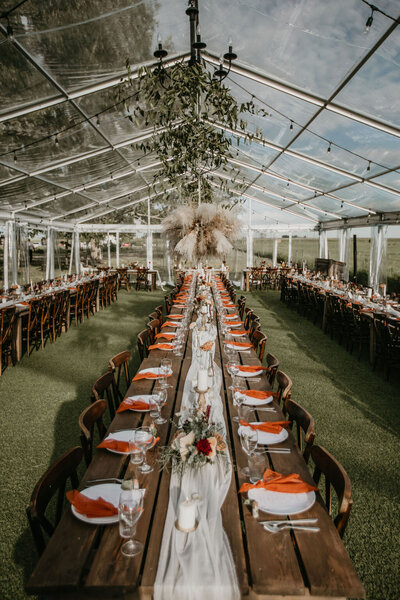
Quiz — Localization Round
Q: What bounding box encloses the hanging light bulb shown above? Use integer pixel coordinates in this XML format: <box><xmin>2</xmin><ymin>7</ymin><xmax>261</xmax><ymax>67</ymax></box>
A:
<box><xmin>364</xmin><ymin>8</ymin><xmax>375</xmax><ymax>34</ymax></box>
<box><xmin>327</xmin><ymin>142</ymin><xmax>332</xmax><ymax>153</ymax></box>
<box><xmin>367</xmin><ymin>161</ymin><xmax>371</xmax><ymax>172</ymax></box>
<box><xmin>96</xmin><ymin>115</ymin><xmax>100</xmax><ymax>126</ymax></box>
<box><xmin>193</xmin><ymin>24</ymin><xmax>206</xmax><ymax>50</ymax></box>
<box><xmin>154</xmin><ymin>32</ymin><xmax>168</xmax><ymax>59</ymax></box>
<box><xmin>224</xmin><ymin>37</ymin><xmax>237</xmax><ymax>61</ymax></box>
<box><xmin>54</xmin><ymin>134</ymin><xmax>59</xmax><ymax>145</ymax></box>
<box><xmin>290</xmin><ymin>120</ymin><xmax>294</xmax><ymax>130</ymax></box>
<box><xmin>6</xmin><ymin>18</ymin><xmax>13</xmax><ymax>38</ymax></box>
<box><xmin>13</xmin><ymin>151</ymin><xmax>17</xmax><ymax>163</ymax></box>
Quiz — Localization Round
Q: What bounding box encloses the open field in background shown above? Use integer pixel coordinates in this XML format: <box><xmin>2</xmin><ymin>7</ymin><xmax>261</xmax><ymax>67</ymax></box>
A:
<box><xmin>1</xmin><ymin>236</ymin><xmax>400</xmax><ymax>292</ymax></box>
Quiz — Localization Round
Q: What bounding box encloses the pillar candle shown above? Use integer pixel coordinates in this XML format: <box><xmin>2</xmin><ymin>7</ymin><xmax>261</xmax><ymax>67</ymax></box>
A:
<box><xmin>178</xmin><ymin>497</ymin><xmax>196</xmax><ymax>531</ymax></box>
<box><xmin>197</xmin><ymin>369</ymin><xmax>208</xmax><ymax>392</ymax></box>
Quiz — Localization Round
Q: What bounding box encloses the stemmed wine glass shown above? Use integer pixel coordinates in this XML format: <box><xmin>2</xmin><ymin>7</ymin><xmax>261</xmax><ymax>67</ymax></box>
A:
<box><xmin>240</xmin><ymin>426</ymin><xmax>258</xmax><ymax>478</ymax></box>
<box><xmin>233</xmin><ymin>386</ymin><xmax>246</xmax><ymax>423</ymax></box>
<box><xmin>118</xmin><ymin>488</ymin><xmax>144</xmax><ymax>557</ymax></box>
<box><xmin>227</xmin><ymin>360</ymin><xmax>239</xmax><ymax>390</ymax></box>
<box><xmin>135</xmin><ymin>427</ymin><xmax>154</xmax><ymax>474</ymax></box>
<box><xmin>153</xmin><ymin>386</ymin><xmax>167</xmax><ymax>425</ymax></box>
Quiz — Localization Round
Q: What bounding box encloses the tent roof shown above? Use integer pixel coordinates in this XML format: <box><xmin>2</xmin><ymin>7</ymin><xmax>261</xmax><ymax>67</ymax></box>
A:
<box><xmin>0</xmin><ymin>0</ymin><xmax>399</xmax><ymax>230</ymax></box>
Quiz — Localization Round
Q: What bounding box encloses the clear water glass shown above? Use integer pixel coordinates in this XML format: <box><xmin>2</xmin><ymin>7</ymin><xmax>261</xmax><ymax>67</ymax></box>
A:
<box><xmin>154</xmin><ymin>388</ymin><xmax>167</xmax><ymax>425</ymax></box>
<box><xmin>136</xmin><ymin>427</ymin><xmax>154</xmax><ymax>474</ymax></box>
<box><xmin>129</xmin><ymin>434</ymin><xmax>143</xmax><ymax>465</ymax></box>
<box><xmin>118</xmin><ymin>489</ymin><xmax>144</xmax><ymax>557</ymax></box>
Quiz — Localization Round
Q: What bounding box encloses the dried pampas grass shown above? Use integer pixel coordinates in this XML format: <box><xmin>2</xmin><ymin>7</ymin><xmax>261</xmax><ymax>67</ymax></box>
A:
<box><xmin>162</xmin><ymin>203</ymin><xmax>241</xmax><ymax>262</ymax></box>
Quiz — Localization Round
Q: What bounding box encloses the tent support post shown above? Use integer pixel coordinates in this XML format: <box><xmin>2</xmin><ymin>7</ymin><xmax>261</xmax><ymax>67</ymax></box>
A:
<box><xmin>272</xmin><ymin>238</ymin><xmax>278</xmax><ymax>267</ymax></box>
<box><xmin>74</xmin><ymin>230</ymin><xmax>80</xmax><ymax>275</ymax></box>
<box><xmin>107</xmin><ymin>232</ymin><xmax>111</xmax><ymax>267</ymax></box>
<box><xmin>68</xmin><ymin>232</ymin><xmax>74</xmax><ymax>275</ymax></box>
<box><xmin>3</xmin><ymin>221</ymin><xmax>10</xmax><ymax>290</ymax></box>
<box><xmin>116</xmin><ymin>231</ymin><xmax>120</xmax><ymax>268</ymax></box>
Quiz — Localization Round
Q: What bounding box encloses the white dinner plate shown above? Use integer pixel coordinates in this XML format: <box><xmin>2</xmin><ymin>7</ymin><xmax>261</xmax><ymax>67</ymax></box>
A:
<box><xmin>225</xmin><ymin>343</ymin><xmax>252</xmax><ymax>352</ymax></box>
<box><xmin>248</xmin><ymin>488</ymin><xmax>316</xmax><ymax>516</ymax></box>
<box><xmin>102</xmin><ymin>430</ymin><xmax>136</xmax><ymax>454</ymax></box>
<box><xmin>236</xmin><ymin>367</ymin><xmax>263</xmax><ymax>377</ymax></box>
<box><xmin>71</xmin><ymin>483</ymin><xmax>121</xmax><ymax>525</ymax></box>
<box><xmin>229</xmin><ymin>331</ymin><xmax>247</xmax><ymax>337</ymax></box>
<box><xmin>225</xmin><ymin>322</ymin><xmax>242</xmax><ymax>328</ymax></box>
<box><xmin>238</xmin><ymin>392</ymin><xmax>274</xmax><ymax>406</ymax></box>
<box><xmin>163</xmin><ymin>322</ymin><xmax>179</xmax><ymax>327</ymax></box>
<box><xmin>123</xmin><ymin>395</ymin><xmax>157</xmax><ymax>412</ymax></box>
<box><xmin>224</xmin><ymin>314</ymin><xmax>238</xmax><ymax>320</ymax></box>
<box><xmin>238</xmin><ymin>423</ymin><xmax>288</xmax><ymax>445</ymax></box>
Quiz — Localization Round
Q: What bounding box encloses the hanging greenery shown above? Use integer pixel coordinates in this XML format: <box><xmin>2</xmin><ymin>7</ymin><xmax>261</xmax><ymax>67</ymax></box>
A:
<box><xmin>117</xmin><ymin>59</ymin><xmax>257</xmax><ymax>204</ymax></box>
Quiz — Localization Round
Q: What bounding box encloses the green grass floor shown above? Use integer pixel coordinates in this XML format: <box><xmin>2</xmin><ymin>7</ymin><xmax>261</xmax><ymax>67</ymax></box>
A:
<box><xmin>0</xmin><ymin>289</ymin><xmax>165</xmax><ymax>600</ymax></box>
<box><xmin>0</xmin><ymin>289</ymin><xmax>399</xmax><ymax>600</ymax></box>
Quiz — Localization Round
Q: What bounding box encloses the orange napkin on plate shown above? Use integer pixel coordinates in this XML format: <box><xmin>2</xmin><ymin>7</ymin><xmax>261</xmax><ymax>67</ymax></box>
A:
<box><xmin>236</xmin><ymin>365</ymin><xmax>267</xmax><ymax>373</ymax></box>
<box><xmin>156</xmin><ymin>333</ymin><xmax>175</xmax><ymax>341</ymax></box>
<box><xmin>66</xmin><ymin>489</ymin><xmax>118</xmax><ymax>518</ymax></box>
<box><xmin>168</xmin><ymin>314</ymin><xmax>184</xmax><ymax>319</ymax></box>
<box><xmin>224</xmin><ymin>320</ymin><xmax>243</xmax><ymax>325</ymax></box>
<box><xmin>225</xmin><ymin>313</ymin><xmax>238</xmax><ymax>318</ymax></box>
<box><xmin>148</xmin><ymin>343</ymin><xmax>174</xmax><ymax>350</ymax></box>
<box><xmin>132</xmin><ymin>371</ymin><xmax>171</xmax><ymax>381</ymax></box>
<box><xmin>240</xmin><ymin>419</ymin><xmax>290</xmax><ymax>434</ymax></box>
<box><xmin>235</xmin><ymin>389</ymin><xmax>277</xmax><ymax>399</ymax></box>
<box><xmin>117</xmin><ymin>398</ymin><xmax>153</xmax><ymax>412</ymax></box>
<box><xmin>229</xmin><ymin>330</ymin><xmax>247</xmax><ymax>335</ymax></box>
<box><xmin>224</xmin><ymin>341</ymin><xmax>253</xmax><ymax>348</ymax></box>
<box><xmin>239</xmin><ymin>468</ymin><xmax>318</xmax><ymax>495</ymax></box>
<box><xmin>98</xmin><ymin>438</ymin><xmax>131</xmax><ymax>452</ymax></box>
<box><xmin>162</xmin><ymin>322</ymin><xmax>179</xmax><ymax>328</ymax></box>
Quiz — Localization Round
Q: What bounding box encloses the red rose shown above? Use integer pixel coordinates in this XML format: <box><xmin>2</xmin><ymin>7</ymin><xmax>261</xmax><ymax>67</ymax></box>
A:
<box><xmin>196</xmin><ymin>438</ymin><xmax>212</xmax><ymax>456</ymax></box>
<box><xmin>196</xmin><ymin>297</ymin><xmax>201</xmax><ymax>302</ymax></box>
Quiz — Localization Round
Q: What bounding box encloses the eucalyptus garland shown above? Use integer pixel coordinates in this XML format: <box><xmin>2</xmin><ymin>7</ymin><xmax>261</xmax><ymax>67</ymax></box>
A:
<box><xmin>117</xmin><ymin>59</ymin><xmax>259</xmax><ymax>203</ymax></box>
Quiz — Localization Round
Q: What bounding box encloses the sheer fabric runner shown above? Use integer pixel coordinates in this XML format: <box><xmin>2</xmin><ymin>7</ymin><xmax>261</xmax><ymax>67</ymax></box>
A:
<box><xmin>154</xmin><ymin>328</ymin><xmax>240</xmax><ymax>600</ymax></box>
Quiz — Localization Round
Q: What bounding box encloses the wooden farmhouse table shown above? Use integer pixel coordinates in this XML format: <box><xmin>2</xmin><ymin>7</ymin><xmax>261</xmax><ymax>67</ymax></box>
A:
<box><xmin>107</xmin><ymin>269</ymin><xmax>157</xmax><ymax>291</ymax></box>
<box><xmin>26</xmin><ymin>289</ymin><xmax>365</xmax><ymax>599</ymax></box>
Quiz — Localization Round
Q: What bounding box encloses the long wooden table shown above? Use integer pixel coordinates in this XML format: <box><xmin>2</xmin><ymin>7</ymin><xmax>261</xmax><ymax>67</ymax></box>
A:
<box><xmin>26</xmin><ymin>284</ymin><xmax>365</xmax><ymax>599</ymax></box>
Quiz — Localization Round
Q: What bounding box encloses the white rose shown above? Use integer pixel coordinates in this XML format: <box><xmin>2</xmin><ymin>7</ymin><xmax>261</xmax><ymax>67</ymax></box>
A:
<box><xmin>179</xmin><ymin>430</ymin><xmax>195</xmax><ymax>462</ymax></box>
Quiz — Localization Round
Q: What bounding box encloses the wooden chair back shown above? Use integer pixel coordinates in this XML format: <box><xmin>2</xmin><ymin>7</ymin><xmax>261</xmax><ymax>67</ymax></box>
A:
<box><xmin>243</xmin><ymin>308</ymin><xmax>253</xmax><ymax>331</ymax></box>
<box><xmin>311</xmin><ymin>445</ymin><xmax>353</xmax><ymax>537</ymax></box>
<box><xmin>137</xmin><ymin>329</ymin><xmax>151</xmax><ymax>362</ymax></box>
<box><xmin>91</xmin><ymin>371</ymin><xmax>119</xmax><ymax>419</ymax></box>
<box><xmin>136</xmin><ymin>267</ymin><xmax>149</xmax><ymax>291</ymax></box>
<box><xmin>117</xmin><ymin>268</ymin><xmax>130</xmax><ymax>291</ymax></box>
<box><xmin>238</xmin><ymin>296</ymin><xmax>246</xmax><ymax>320</ymax></box>
<box><xmin>78</xmin><ymin>399</ymin><xmax>107</xmax><ymax>466</ymax></box>
<box><xmin>276</xmin><ymin>370</ymin><xmax>292</xmax><ymax>413</ymax></box>
<box><xmin>0</xmin><ymin>305</ymin><xmax>16</xmax><ymax>375</ymax></box>
<box><xmin>147</xmin><ymin>318</ymin><xmax>161</xmax><ymax>342</ymax></box>
<box><xmin>285</xmin><ymin>398</ymin><xmax>315</xmax><ymax>463</ymax></box>
<box><xmin>26</xmin><ymin>447</ymin><xmax>83</xmax><ymax>556</ymax></box>
<box><xmin>266</xmin><ymin>353</ymin><xmax>279</xmax><ymax>387</ymax></box>
<box><xmin>164</xmin><ymin>295</ymin><xmax>172</xmax><ymax>314</ymax></box>
<box><xmin>251</xmin><ymin>329</ymin><xmax>267</xmax><ymax>361</ymax></box>
<box><xmin>108</xmin><ymin>350</ymin><xmax>131</xmax><ymax>402</ymax></box>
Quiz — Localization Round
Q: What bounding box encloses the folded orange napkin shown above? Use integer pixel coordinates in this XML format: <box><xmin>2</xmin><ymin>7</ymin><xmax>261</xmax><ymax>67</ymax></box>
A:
<box><xmin>173</xmin><ymin>299</ymin><xmax>187</xmax><ymax>304</ymax></box>
<box><xmin>66</xmin><ymin>489</ymin><xmax>118</xmax><ymax>518</ymax></box>
<box><xmin>235</xmin><ymin>389</ymin><xmax>277</xmax><ymax>399</ymax></box>
<box><xmin>224</xmin><ymin>341</ymin><xmax>253</xmax><ymax>348</ymax></box>
<box><xmin>236</xmin><ymin>365</ymin><xmax>267</xmax><ymax>373</ymax></box>
<box><xmin>240</xmin><ymin>419</ymin><xmax>290</xmax><ymax>434</ymax></box>
<box><xmin>156</xmin><ymin>333</ymin><xmax>175</xmax><ymax>340</ymax></box>
<box><xmin>168</xmin><ymin>314</ymin><xmax>184</xmax><ymax>319</ymax></box>
<box><xmin>117</xmin><ymin>398</ymin><xmax>153</xmax><ymax>412</ymax></box>
<box><xmin>225</xmin><ymin>313</ymin><xmax>238</xmax><ymax>318</ymax></box>
<box><xmin>239</xmin><ymin>468</ymin><xmax>318</xmax><ymax>495</ymax></box>
<box><xmin>98</xmin><ymin>438</ymin><xmax>131</xmax><ymax>452</ymax></box>
<box><xmin>148</xmin><ymin>343</ymin><xmax>174</xmax><ymax>350</ymax></box>
<box><xmin>132</xmin><ymin>371</ymin><xmax>171</xmax><ymax>381</ymax></box>
<box><xmin>224</xmin><ymin>320</ymin><xmax>243</xmax><ymax>325</ymax></box>
<box><xmin>229</xmin><ymin>329</ymin><xmax>247</xmax><ymax>335</ymax></box>
<box><xmin>162</xmin><ymin>322</ymin><xmax>179</xmax><ymax>328</ymax></box>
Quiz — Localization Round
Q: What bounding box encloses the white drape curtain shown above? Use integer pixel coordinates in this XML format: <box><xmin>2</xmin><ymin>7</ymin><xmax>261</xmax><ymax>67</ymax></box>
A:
<box><xmin>369</xmin><ymin>225</ymin><xmax>387</xmax><ymax>292</ymax></box>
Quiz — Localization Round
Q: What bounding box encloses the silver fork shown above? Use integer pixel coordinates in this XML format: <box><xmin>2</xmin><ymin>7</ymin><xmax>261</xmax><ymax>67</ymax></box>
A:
<box><xmin>260</xmin><ymin>518</ymin><xmax>318</xmax><ymax>526</ymax></box>
<box><xmin>264</xmin><ymin>522</ymin><xmax>320</xmax><ymax>533</ymax></box>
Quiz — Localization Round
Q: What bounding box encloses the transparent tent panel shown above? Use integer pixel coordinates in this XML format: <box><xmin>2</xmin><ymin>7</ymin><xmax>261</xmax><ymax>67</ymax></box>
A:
<box><xmin>42</xmin><ymin>151</ymin><xmax>128</xmax><ymax>187</ymax></box>
<box><xmin>334</xmin><ymin>183</ymin><xmax>400</xmax><ymax>212</ymax></box>
<box><xmin>300</xmin><ymin>109</ymin><xmax>400</xmax><ymax>175</ymax></box>
<box><xmin>0</xmin><ymin>38</ymin><xmax>58</xmax><ymax>115</ymax></box>
<box><xmin>373</xmin><ymin>171</ymin><xmax>400</xmax><ymax>193</ymax></box>
<box><xmin>201</xmin><ymin>0</ymin><xmax>394</xmax><ymax>98</ymax></box>
<box><xmin>0</xmin><ymin>177</ymin><xmax>62</xmax><ymax>212</ymax></box>
<box><xmin>334</xmin><ymin>29</ymin><xmax>400</xmax><ymax>129</ymax></box>
<box><xmin>271</xmin><ymin>153</ymin><xmax>355</xmax><ymax>192</ymax></box>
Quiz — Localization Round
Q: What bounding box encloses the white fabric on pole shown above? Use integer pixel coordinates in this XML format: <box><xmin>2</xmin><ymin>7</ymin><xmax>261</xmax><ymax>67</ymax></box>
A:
<box><xmin>369</xmin><ymin>225</ymin><xmax>387</xmax><ymax>292</ymax></box>
<box><xmin>154</xmin><ymin>321</ymin><xmax>240</xmax><ymax>600</ymax></box>
<box><xmin>68</xmin><ymin>232</ymin><xmax>74</xmax><ymax>275</ymax></box>
<box><xmin>288</xmin><ymin>233</ymin><xmax>292</xmax><ymax>265</ymax></box>
<box><xmin>45</xmin><ymin>227</ymin><xmax>51</xmax><ymax>280</ymax></box>
<box><xmin>74</xmin><ymin>230</ymin><xmax>80</xmax><ymax>275</ymax></box>
<box><xmin>116</xmin><ymin>231</ymin><xmax>120</xmax><ymax>268</ymax></box>
<box><xmin>272</xmin><ymin>238</ymin><xmax>278</xmax><ymax>266</ymax></box>
<box><xmin>3</xmin><ymin>221</ymin><xmax>10</xmax><ymax>290</ymax></box>
<box><xmin>107</xmin><ymin>232</ymin><xmax>111</xmax><ymax>267</ymax></box>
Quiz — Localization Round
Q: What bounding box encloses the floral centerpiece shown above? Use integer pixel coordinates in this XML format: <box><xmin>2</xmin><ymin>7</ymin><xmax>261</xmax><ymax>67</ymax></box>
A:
<box><xmin>159</xmin><ymin>407</ymin><xmax>227</xmax><ymax>475</ymax></box>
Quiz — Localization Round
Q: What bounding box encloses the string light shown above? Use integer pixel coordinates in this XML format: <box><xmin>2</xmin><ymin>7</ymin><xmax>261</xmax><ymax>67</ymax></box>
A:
<box><xmin>54</xmin><ymin>134</ymin><xmax>59</xmax><ymax>145</ymax></box>
<box><xmin>13</xmin><ymin>151</ymin><xmax>17</xmax><ymax>162</ymax></box>
<box><xmin>367</xmin><ymin>161</ymin><xmax>371</xmax><ymax>171</ymax></box>
<box><xmin>289</xmin><ymin>121</ymin><xmax>293</xmax><ymax>130</ymax></box>
<box><xmin>364</xmin><ymin>7</ymin><xmax>375</xmax><ymax>33</ymax></box>
<box><xmin>96</xmin><ymin>115</ymin><xmax>100</xmax><ymax>126</ymax></box>
<box><xmin>327</xmin><ymin>142</ymin><xmax>332</xmax><ymax>153</ymax></box>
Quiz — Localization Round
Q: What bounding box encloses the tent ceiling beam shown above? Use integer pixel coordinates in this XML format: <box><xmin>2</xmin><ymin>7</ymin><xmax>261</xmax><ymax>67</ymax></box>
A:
<box><xmin>319</xmin><ymin>211</ymin><xmax>400</xmax><ymax>230</ymax></box>
<box><xmin>0</xmin><ymin>50</ymin><xmax>190</xmax><ymax>124</ymax></box>
<box><xmin>203</xmin><ymin>44</ymin><xmax>400</xmax><ymax>139</ymax></box>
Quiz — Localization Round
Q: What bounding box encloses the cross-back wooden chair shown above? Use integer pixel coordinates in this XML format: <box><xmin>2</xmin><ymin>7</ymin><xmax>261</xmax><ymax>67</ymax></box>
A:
<box><xmin>39</xmin><ymin>295</ymin><xmax>52</xmax><ymax>349</ymax></box>
<box><xmin>148</xmin><ymin>311</ymin><xmax>160</xmax><ymax>322</ymax></box>
<box><xmin>249</xmin><ymin>267</ymin><xmax>263</xmax><ymax>291</ymax></box>
<box><xmin>108</xmin><ymin>350</ymin><xmax>131</xmax><ymax>402</ymax></box>
<box><xmin>265</xmin><ymin>353</ymin><xmax>279</xmax><ymax>388</ymax></box>
<box><xmin>78</xmin><ymin>399</ymin><xmax>107</xmax><ymax>466</ymax></box>
<box><xmin>147</xmin><ymin>318</ymin><xmax>161</xmax><ymax>343</ymax></box>
<box><xmin>136</xmin><ymin>267</ymin><xmax>150</xmax><ymax>291</ymax></box>
<box><xmin>311</xmin><ymin>445</ymin><xmax>353</xmax><ymax>538</ymax></box>
<box><xmin>237</xmin><ymin>296</ymin><xmax>246</xmax><ymax>320</ymax></box>
<box><xmin>249</xmin><ymin>314</ymin><xmax>261</xmax><ymax>338</ymax></box>
<box><xmin>87</xmin><ymin>279</ymin><xmax>100</xmax><ymax>317</ymax></box>
<box><xmin>243</xmin><ymin>308</ymin><xmax>253</xmax><ymax>331</ymax></box>
<box><xmin>69</xmin><ymin>285</ymin><xmax>84</xmax><ymax>326</ymax></box>
<box><xmin>91</xmin><ymin>371</ymin><xmax>120</xmax><ymax>419</ymax></box>
<box><xmin>117</xmin><ymin>268</ymin><xmax>130</xmax><ymax>292</ymax></box>
<box><xmin>154</xmin><ymin>304</ymin><xmax>163</xmax><ymax>319</ymax></box>
<box><xmin>137</xmin><ymin>329</ymin><xmax>152</xmax><ymax>362</ymax></box>
<box><xmin>285</xmin><ymin>398</ymin><xmax>315</xmax><ymax>463</ymax></box>
<box><xmin>250</xmin><ymin>329</ymin><xmax>267</xmax><ymax>361</ymax></box>
<box><xmin>275</xmin><ymin>370</ymin><xmax>292</xmax><ymax>414</ymax></box>
<box><xmin>0</xmin><ymin>305</ymin><xmax>16</xmax><ymax>375</ymax></box>
<box><xmin>26</xmin><ymin>447</ymin><xmax>83</xmax><ymax>556</ymax></box>
<box><xmin>164</xmin><ymin>295</ymin><xmax>172</xmax><ymax>315</ymax></box>
<box><xmin>22</xmin><ymin>297</ymin><xmax>41</xmax><ymax>355</ymax></box>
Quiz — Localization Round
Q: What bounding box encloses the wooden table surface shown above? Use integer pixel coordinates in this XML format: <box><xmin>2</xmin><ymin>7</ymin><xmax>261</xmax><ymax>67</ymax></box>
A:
<box><xmin>26</xmin><ymin>287</ymin><xmax>365</xmax><ymax>599</ymax></box>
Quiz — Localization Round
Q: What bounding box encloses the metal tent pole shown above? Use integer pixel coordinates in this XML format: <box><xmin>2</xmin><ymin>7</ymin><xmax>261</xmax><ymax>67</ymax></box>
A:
<box><xmin>107</xmin><ymin>232</ymin><xmax>111</xmax><ymax>267</ymax></box>
<box><xmin>116</xmin><ymin>231</ymin><xmax>120</xmax><ymax>268</ymax></box>
<box><xmin>68</xmin><ymin>231</ymin><xmax>74</xmax><ymax>275</ymax></box>
<box><xmin>288</xmin><ymin>233</ymin><xmax>292</xmax><ymax>265</ymax></box>
<box><xmin>74</xmin><ymin>230</ymin><xmax>80</xmax><ymax>275</ymax></box>
<box><xmin>3</xmin><ymin>221</ymin><xmax>10</xmax><ymax>290</ymax></box>
<box><xmin>272</xmin><ymin>238</ymin><xmax>278</xmax><ymax>266</ymax></box>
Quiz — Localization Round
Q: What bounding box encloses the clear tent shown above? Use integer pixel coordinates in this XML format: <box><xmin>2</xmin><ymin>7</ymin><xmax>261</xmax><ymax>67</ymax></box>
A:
<box><xmin>0</xmin><ymin>0</ymin><xmax>399</xmax><ymax>287</ymax></box>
